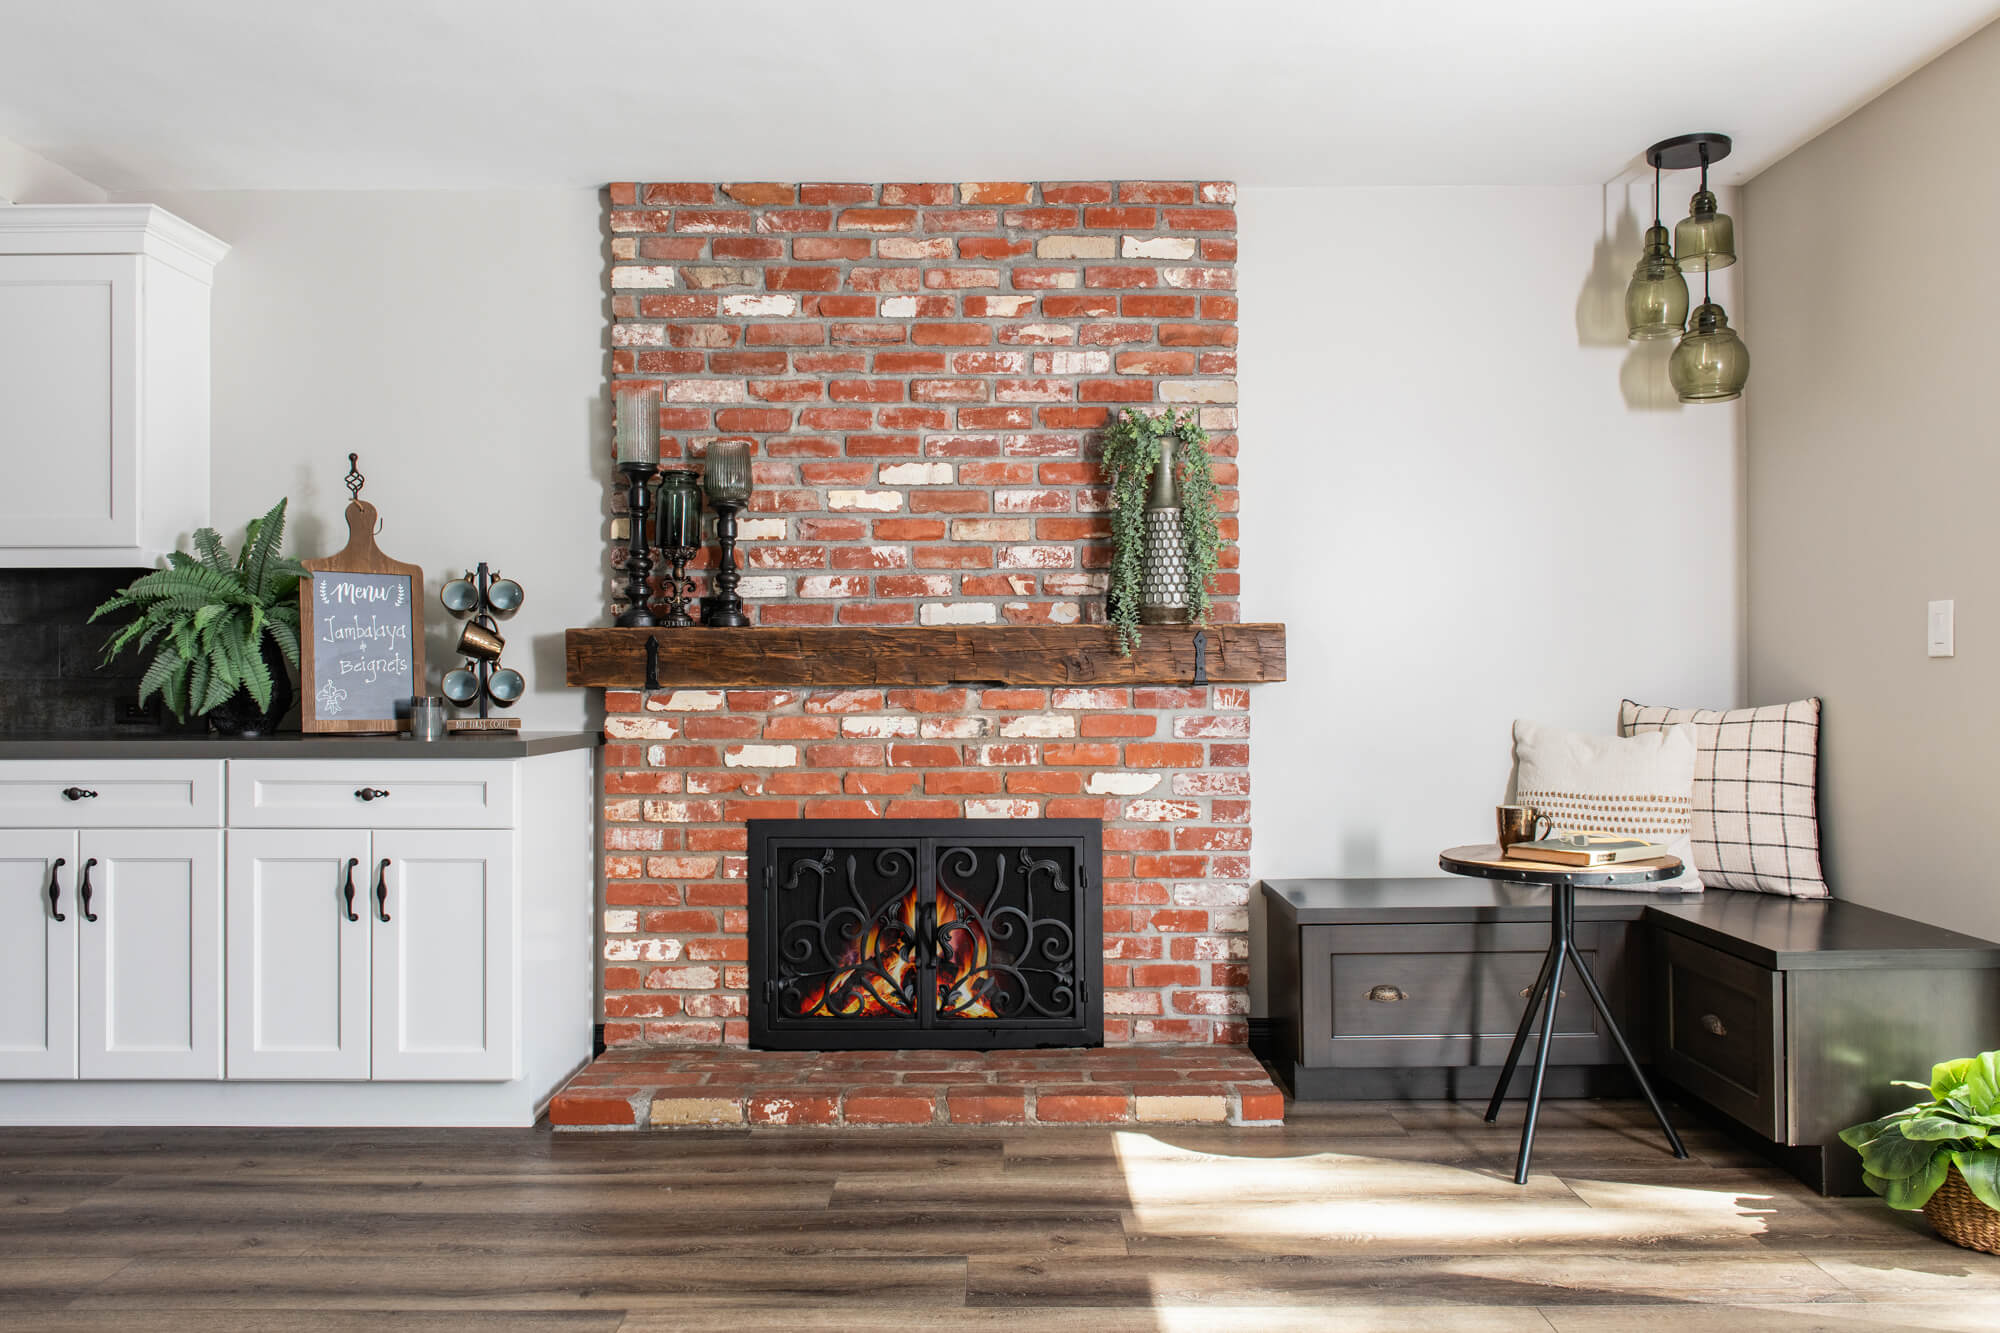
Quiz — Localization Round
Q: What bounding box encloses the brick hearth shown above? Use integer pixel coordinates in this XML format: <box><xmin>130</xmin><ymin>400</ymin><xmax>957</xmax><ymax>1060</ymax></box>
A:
<box><xmin>549</xmin><ymin>1046</ymin><xmax>1284</xmax><ymax>1129</ymax></box>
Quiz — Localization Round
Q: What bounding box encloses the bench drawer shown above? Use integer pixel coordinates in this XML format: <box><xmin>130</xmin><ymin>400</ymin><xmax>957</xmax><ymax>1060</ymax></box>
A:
<box><xmin>227</xmin><ymin>760</ymin><xmax>517</xmax><ymax>829</ymax></box>
<box><xmin>0</xmin><ymin>761</ymin><xmax>223</xmax><ymax>827</ymax></box>
<box><xmin>1656</xmin><ymin>931</ymin><xmax>1784</xmax><ymax>1140</ymax></box>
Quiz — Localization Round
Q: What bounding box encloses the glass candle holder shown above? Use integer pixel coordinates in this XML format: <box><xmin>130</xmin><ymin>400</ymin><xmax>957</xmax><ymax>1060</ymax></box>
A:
<box><xmin>703</xmin><ymin>439</ymin><xmax>753</xmax><ymax>504</ymax></box>
<box><xmin>614</xmin><ymin>384</ymin><xmax>661</xmax><ymax>467</ymax></box>
<box><xmin>654</xmin><ymin>469</ymin><xmax>703</xmax><ymax>549</ymax></box>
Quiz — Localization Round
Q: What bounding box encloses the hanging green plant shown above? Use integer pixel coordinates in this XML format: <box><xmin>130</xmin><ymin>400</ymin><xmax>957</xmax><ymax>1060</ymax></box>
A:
<box><xmin>1098</xmin><ymin>407</ymin><xmax>1223</xmax><ymax>655</ymax></box>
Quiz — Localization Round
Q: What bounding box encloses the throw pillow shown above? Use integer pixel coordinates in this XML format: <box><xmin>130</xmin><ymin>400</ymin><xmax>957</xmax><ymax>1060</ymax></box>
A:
<box><xmin>1619</xmin><ymin>697</ymin><xmax>1828</xmax><ymax>899</ymax></box>
<box><xmin>1512</xmin><ymin>719</ymin><xmax>1702</xmax><ymax>892</ymax></box>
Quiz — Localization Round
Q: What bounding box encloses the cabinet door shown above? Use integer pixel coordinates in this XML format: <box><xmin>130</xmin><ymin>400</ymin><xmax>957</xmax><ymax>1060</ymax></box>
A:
<box><xmin>369</xmin><ymin>829</ymin><xmax>517</xmax><ymax>1081</ymax></box>
<box><xmin>226</xmin><ymin>829</ymin><xmax>373</xmax><ymax>1080</ymax></box>
<box><xmin>76</xmin><ymin>829</ymin><xmax>223</xmax><ymax>1080</ymax></box>
<box><xmin>0</xmin><ymin>255</ymin><xmax>139</xmax><ymax>550</ymax></box>
<box><xmin>0</xmin><ymin>830</ymin><xmax>79</xmax><ymax>1078</ymax></box>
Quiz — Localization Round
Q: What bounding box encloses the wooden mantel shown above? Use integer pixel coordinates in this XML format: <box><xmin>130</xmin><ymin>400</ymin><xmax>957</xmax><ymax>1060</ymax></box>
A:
<box><xmin>564</xmin><ymin>623</ymin><xmax>1287</xmax><ymax>690</ymax></box>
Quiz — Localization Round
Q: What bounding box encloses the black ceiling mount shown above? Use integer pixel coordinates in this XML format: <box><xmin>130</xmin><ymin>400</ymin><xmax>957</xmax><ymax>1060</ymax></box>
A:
<box><xmin>1646</xmin><ymin>132</ymin><xmax>1733</xmax><ymax>171</ymax></box>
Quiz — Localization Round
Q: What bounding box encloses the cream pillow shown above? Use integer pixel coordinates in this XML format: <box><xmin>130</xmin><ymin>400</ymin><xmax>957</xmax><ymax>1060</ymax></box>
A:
<box><xmin>1511</xmin><ymin>719</ymin><xmax>1702</xmax><ymax>892</ymax></box>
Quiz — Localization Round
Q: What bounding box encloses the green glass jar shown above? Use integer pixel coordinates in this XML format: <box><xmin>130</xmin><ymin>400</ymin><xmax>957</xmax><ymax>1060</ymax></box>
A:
<box><xmin>1674</xmin><ymin>189</ymin><xmax>1736</xmax><ymax>272</ymax></box>
<box><xmin>1669</xmin><ymin>302</ymin><xmax>1750</xmax><ymax>403</ymax></box>
<box><xmin>1625</xmin><ymin>224</ymin><xmax>1689</xmax><ymax>340</ymax></box>
<box><xmin>653</xmin><ymin>468</ymin><xmax>703</xmax><ymax>550</ymax></box>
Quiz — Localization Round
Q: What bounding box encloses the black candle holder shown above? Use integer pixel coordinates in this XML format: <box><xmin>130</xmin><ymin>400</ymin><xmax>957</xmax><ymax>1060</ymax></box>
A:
<box><xmin>702</xmin><ymin>501</ymin><xmax>751</xmax><ymax>628</ymax></box>
<box><xmin>659</xmin><ymin>544</ymin><xmax>698</xmax><ymax>628</ymax></box>
<box><xmin>615</xmin><ymin>461</ymin><xmax>656</xmax><ymax>627</ymax></box>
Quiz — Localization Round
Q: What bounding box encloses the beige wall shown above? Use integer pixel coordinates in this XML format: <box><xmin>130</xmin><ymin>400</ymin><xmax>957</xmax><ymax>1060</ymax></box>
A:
<box><xmin>1745</xmin><ymin>19</ymin><xmax>2000</xmax><ymax>941</ymax></box>
<box><xmin>119</xmin><ymin>190</ymin><xmax>608</xmax><ymax>732</ymax></box>
<box><xmin>0</xmin><ymin>134</ymin><xmax>105</xmax><ymax>203</ymax></box>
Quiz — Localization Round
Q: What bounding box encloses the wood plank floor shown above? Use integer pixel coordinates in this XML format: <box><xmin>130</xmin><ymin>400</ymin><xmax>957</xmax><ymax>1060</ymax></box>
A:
<box><xmin>3</xmin><ymin>1098</ymin><xmax>1996</xmax><ymax>1331</ymax></box>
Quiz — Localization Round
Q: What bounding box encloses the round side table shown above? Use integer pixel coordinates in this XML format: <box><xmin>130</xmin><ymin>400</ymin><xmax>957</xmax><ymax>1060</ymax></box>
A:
<box><xmin>1438</xmin><ymin>843</ymin><xmax>1691</xmax><ymax>1183</ymax></box>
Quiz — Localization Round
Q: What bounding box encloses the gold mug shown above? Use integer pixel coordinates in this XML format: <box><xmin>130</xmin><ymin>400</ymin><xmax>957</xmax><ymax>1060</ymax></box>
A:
<box><xmin>1496</xmin><ymin>804</ymin><xmax>1555</xmax><ymax>850</ymax></box>
<box><xmin>456</xmin><ymin>621</ymin><xmax>505</xmax><ymax>662</ymax></box>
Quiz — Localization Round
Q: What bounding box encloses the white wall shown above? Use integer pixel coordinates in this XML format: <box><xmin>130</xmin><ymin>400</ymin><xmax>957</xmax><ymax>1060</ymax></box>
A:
<box><xmin>0</xmin><ymin>134</ymin><xmax>106</xmax><ymax>203</ymax></box>
<box><xmin>1743</xmin><ymin>19</ymin><xmax>2000</xmax><ymax>943</ymax></box>
<box><xmin>1240</xmin><ymin>186</ymin><xmax>1746</xmax><ymax>884</ymax></box>
<box><xmin>123</xmin><ymin>190</ymin><xmax>607</xmax><ymax>731</ymax></box>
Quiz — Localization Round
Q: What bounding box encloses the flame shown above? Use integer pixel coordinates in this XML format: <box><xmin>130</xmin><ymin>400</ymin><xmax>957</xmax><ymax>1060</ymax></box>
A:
<box><xmin>796</xmin><ymin>884</ymin><xmax>1001</xmax><ymax>1020</ymax></box>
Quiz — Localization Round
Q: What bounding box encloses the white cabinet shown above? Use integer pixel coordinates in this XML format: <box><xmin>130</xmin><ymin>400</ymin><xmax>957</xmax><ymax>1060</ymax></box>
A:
<box><xmin>0</xmin><ymin>744</ymin><xmax>594</xmax><ymax>1126</ymax></box>
<box><xmin>0</xmin><ymin>830</ymin><xmax>78</xmax><ymax>1079</ymax></box>
<box><xmin>0</xmin><ymin>205</ymin><xmax>228</xmax><ymax>568</ymax></box>
<box><xmin>76</xmin><ymin>829</ymin><xmax>223</xmax><ymax>1080</ymax></box>
<box><xmin>370</xmin><ymin>829</ymin><xmax>517</xmax><ymax>1082</ymax></box>
<box><xmin>226</xmin><ymin>829</ymin><xmax>373</xmax><ymax>1081</ymax></box>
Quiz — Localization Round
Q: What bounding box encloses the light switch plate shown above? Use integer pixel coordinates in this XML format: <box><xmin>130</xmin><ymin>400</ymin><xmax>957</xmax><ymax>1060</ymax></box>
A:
<box><xmin>1929</xmin><ymin>600</ymin><xmax>1955</xmax><ymax>657</ymax></box>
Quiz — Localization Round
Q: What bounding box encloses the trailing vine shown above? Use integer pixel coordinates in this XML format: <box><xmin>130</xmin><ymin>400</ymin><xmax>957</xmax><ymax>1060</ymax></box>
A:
<box><xmin>1098</xmin><ymin>407</ymin><xmax>1223</xmax><ymax>655</ymax></box>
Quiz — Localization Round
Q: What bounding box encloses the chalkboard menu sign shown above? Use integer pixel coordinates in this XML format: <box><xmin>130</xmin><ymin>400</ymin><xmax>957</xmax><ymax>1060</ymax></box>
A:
<box><xmin>299</xmin><ymin>499</ymin><xmax>427</xmax><ymax>734</ymax></box>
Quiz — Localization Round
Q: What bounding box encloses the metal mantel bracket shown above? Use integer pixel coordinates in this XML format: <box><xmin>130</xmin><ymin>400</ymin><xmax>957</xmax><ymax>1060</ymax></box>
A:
<box><xmin>1191</xmin><ymin>630</ymin><xmax>1209</xmax><ymax>688</ymax></box>
<box><xmin>644</xmin><ymin>634</ymin><xmax>661</xmax><ymax>691</ymax></box>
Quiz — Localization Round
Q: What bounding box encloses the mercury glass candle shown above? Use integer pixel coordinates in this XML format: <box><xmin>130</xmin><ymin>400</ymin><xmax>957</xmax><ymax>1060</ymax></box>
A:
<box><xmin>700</xmin><ymin>439</ymin><xmax>753</xmax><ymax>628</ymax></box>
<box><xmin>613</xmin><ymin>384</ymin><xmax>660</xmax><ymax>466</ymax></box>
<box><xmin>703</xmin><ymin>438</ymin><xmax>753</xmax><ymax>504</ymax></box>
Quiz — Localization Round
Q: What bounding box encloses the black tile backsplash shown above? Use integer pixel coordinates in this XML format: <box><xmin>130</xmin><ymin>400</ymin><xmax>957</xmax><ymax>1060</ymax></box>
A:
<box><xmin>0</xmin><ymin>568</ymin><xmax>154</xmax><ymax>731</ymax></box>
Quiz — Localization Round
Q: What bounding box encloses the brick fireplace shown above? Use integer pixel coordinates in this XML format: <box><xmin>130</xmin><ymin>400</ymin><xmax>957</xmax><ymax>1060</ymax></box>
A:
<box><xmin>594</xmin><ymin>180</ymin><xmax>1254</xmax><ymax>1056</ymax></box>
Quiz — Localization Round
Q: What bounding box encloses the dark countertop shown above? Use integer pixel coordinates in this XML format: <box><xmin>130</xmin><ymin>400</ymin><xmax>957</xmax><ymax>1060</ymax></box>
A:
<box><xmin>1261</xmin><ymin>877</ymin><xmax>2000</xmax><ymax>971</ymax></box>
<box><xmin>0</xmin><ymin>730</ymin><xmax>601</xmax><ymax>760</ymax></box>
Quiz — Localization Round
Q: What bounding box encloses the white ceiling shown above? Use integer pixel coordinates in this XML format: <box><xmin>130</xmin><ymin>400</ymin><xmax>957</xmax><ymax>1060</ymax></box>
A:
<box><xmin>2</xmin><ymin>0</ymin><xmax>1994</xmax><ymax>191</ymax></box>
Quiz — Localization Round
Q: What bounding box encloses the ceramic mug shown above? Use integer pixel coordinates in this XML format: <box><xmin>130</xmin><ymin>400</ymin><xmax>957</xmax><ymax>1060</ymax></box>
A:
<box><xmin>456</xmin><ymin>621</ymin><xmax>504</xmax><ymax>662</ymax></box>
<box><xmin>441</xmin><ymin>669</ymin><xmax>482</xmax><ymax>706</ymax></box>
<box><xmin>486</xmin><ymin>578</ymin><xmax>525</xmax><ymax>618</ymax></box>
<box><xmin>1496</xmin><ymin>804</ymin><xmax>1556</xmax><ymax>849</ymax></box>
<box><xmin>486</xmin><ymin>667</ymin><xmax>525</xmax><ymax>707</ymax></box>
<box><xmin>441</xmin><ymin>577</ymin><xmax>481</xmax><ymax>615</ymax></box>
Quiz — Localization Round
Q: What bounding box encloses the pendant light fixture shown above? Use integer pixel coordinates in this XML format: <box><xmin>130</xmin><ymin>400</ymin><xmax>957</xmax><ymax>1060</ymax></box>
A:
<box><xmin>1641</xmin><ymin>132</ymin><xmax>1748</xmax><ymax>402</ymax></box>
<box><xmin>1625</xmin><ymin>161</ymin><xmax>1689</xmax><ymax>340</ymax></box>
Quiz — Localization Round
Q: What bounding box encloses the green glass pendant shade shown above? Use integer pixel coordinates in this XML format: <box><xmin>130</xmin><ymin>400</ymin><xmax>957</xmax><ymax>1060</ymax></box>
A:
<box><xmin>1674</xmin><ymin>188</ymin><xmax>1736</xmax><ymax>272</ymax></box>
<box><xmin>1625</xmin><ymin>224</ymin><xmax>1690</xmax><ymax>340</ymax></box>
<box><xmin>1669</xmin><ymin>301</ymin><xmax>1750</xmax><ymax>402</ymax></box>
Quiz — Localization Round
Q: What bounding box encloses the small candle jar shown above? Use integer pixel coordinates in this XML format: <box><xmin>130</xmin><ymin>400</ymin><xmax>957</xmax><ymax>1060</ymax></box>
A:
<box><xmin>654</xmin><ymin>469</ymin><xmax>703</xmax><ymax>549</ymax></box>
<box><xmin>407</xmin><ymin>696</ymin><xmax>447</xmax><ymax>742</ymax></box>
<box><xmin>703</xmin><ymin>439</ymin><xmax>753</xmax><ymax>505</ymax></box>
<box><xmin>613</xmin><ymin>384</ymin><xmax>661</xmax><ymax>467</ymax></box>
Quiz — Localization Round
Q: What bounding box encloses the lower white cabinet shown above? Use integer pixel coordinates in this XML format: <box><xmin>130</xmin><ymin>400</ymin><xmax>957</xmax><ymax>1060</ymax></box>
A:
<box><xmin>1</xmin><ymin>829</ymin><xmax>221</xmax><ymax>1081</ymax></box>
<box><xmin>0</xmin><ymin>745</ymin><xmax>593</xmax><ymax>1126</ymax></box>
<box><xmin>226</xmin><ymin>827</ymin><xmax>517</xmax><ymax>1082</ymax></box>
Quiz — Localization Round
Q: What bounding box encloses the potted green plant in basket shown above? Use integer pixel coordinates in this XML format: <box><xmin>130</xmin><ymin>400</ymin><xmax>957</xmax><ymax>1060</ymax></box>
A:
<box><xmin>91</xmin><ymin>498</ymin><xmax>307</xmax><ymax>736</ymax></box>
<box><xmin>1840</xmin><ymin>1050</ymin><xmax>2000</xmax><ymax>1254</ymax></box>
<box><xmin>1099</xmin><ymin>407</ymin><xmax>1223</xmax><ymax>655</ymax></box>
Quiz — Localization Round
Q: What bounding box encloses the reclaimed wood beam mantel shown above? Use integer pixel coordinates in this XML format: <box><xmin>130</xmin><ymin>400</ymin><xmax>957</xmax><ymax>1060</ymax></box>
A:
<box><xmin>564</xmin><ymin>624</ymin><xmax>1287</xmax><ymax>690</ymax></box>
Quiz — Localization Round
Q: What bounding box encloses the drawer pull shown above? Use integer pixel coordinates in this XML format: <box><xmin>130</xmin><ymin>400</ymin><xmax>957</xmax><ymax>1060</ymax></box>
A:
<box><xmin>47</xmin><ymin>857</ymin><xmax>66</xmax><ymax>922</ymax></box>
<box><xmin>341</xmin><ymin>858</ymin><xmax>360</xmax><ymax>922</ymax></box>
<box><xmin>1522</xmin><ymin>986</ymin><xmax>1569</xmax><ymax>999</ymax></box>
<box><xmin>355</xmin><ymin>787</ymin><xmax>392</xmax><ymax>802</ymax></box>
<box><xmin>79</xmin><ymin>858</ymin><xmax>99</xmax><ymax>923</ymax></box>
<box><xmin>1701</xmin><ymin>1013</ymin><xmax>1727</xmax><ymax>1037</ymax></box>
<box><xmin>375</xmin><ymin>858</ymin><xmax>392</xmax><ymax>923</ymax></box>
<box><xmin>1367</xmin><ymin>984</ymin><xmax>1407</xmax><ymax>1003</ymax></box>
<box><xmin>61</xmin><ymin>787</ymin><xmax>99</xmax><ymax>801</ymax></box>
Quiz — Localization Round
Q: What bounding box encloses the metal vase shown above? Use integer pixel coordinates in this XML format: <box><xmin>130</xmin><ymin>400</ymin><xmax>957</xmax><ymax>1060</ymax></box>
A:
<box><xmin>1138</xmin><ymin>442</ymin><xmax>1192</xmax><ymax>625</ymax></box>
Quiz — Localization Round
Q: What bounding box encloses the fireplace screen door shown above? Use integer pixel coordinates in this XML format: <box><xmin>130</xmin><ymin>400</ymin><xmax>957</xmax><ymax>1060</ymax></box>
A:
<box><xmin>748</xmin><ymin>819</ymin><xmax>1103</xmax><ymax>1050</ymax></box>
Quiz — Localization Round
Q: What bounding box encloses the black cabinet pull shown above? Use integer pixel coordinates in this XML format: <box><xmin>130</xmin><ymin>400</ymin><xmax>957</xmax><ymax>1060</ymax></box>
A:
<box><xmin>47</xmin><ymin>857</ymin><xmax>66</xmax><ymax>922</ymax></box>
<box><xmin>375</xmin><ymin>858</ymin><xmax>392</xmax><ymax>922</ymax></box>
<box><xmin>61</xmin><ymin>787</ymin><xmax>98</xmax><ymax>801</ymax></box>
<box><xmin>79</xmin><ymin>858</ymin><xmax>99</xmax><ymax>922</ymax></box>
<box><xmin>341</xmin><ymin>858</ymin><xmax>360</xmax><ymax>922</ymax></box>
<box><xmin>355</xmin><ymin>787</ymin><xmax>391</xmax><ymax>802</ymax></box>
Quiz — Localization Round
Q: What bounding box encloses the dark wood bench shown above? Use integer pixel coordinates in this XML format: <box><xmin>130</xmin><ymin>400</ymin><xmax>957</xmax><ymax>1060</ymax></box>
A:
<box><xmin>1260</xmin><ymin>877</ymin><xmax>2000</xmax><ymax>1194</ymax></box>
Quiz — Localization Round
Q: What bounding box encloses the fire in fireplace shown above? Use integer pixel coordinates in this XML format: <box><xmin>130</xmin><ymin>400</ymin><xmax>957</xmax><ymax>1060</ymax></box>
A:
<box><xmin>748</xmin><ymin>819</ymin><xmax>1103</xmax><ymax>1050</ymax></box>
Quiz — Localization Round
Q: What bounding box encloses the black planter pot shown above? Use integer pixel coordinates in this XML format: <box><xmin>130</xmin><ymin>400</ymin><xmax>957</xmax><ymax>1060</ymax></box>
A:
<box><xmin>206</xmin><ymin>639</ymin><xmax>295</xmax><ymax>738</ymax></box>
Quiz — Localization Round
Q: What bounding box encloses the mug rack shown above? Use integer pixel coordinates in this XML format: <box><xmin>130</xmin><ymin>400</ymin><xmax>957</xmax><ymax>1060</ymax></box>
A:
<box><xmin>440</xmin><ymin>561</ymin><xmax>525</xmax><ymax>732</ymax></box>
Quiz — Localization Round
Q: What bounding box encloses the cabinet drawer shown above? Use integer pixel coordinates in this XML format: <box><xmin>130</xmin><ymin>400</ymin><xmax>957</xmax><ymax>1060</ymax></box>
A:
<box><xmin>228</xmin><ymin>760</ymin><xmax>516</xmax><ymax>829</ymax></box>
<box><xmin>1331</xmin><ymin>949</ymin><xmax>1598</xmax><ymax>1040</ymax></box>
<box><xmin>1655</xmin><ymin>931</ymin><xmax>1784</xmax><ymax>1140</ymax></box>
<box><xmin>0</xmin><ymin>761</ymin><xmax>223</xmax><ymax>827</ymax></box>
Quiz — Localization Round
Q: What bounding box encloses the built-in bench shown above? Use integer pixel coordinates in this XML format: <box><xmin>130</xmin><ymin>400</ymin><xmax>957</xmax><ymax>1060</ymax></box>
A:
<box><xmin>1259</xmin><ymin>878</ymin><xmax>2000</xmax><ymax>1194</ymax></box>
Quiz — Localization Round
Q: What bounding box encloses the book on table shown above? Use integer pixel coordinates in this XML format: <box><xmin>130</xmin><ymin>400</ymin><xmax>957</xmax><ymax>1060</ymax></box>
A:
<box><xmin>1503</xmin><ymin>833</ymin><xmax>1667</xmax><ymax>867</ymax></box>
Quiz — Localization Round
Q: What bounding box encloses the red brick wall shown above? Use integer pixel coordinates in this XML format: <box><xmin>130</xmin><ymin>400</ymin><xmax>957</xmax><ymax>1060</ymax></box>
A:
<box><xmin>598</xmin><ymin>182</ymin><xmax>1249</xmax><ymax>1047</ymax></box>
<box><xmin>606</xmin><ymin>180</ymin><xmax>1238</xmax><ymax>625</ymax></box>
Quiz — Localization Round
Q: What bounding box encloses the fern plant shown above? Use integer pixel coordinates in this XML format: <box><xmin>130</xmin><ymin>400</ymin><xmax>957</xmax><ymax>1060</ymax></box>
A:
<box><xmin>1098</xmin><ymin>407</ymin><xmax>1224</xmax><ymax>654</ymax></box>
<box><xmin>92</xmin><ymin>499</ymin><xmax>307</xmax><ymax>722</ymax></box>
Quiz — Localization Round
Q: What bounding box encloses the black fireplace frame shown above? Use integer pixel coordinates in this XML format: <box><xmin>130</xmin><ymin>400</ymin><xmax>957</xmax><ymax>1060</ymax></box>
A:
<box><xmin>747</xmin><ymin>818</ymin><xmax>1104</xmax><ymax>1051</ymax></box>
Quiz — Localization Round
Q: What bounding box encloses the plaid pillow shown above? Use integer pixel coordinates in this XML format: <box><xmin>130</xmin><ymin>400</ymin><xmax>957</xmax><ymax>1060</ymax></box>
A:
<box><xmin>1618</xmin><ymin>698</ymin><xmax>1828</xmax><ymax>899</ymax></box>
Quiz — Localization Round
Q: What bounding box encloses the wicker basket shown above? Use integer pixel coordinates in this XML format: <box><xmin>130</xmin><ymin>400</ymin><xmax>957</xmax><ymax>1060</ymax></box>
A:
<box><xmin>1923</xmin><ymin>1166</ymin><xmax>2000</xmax><ymax>1255</ymax></box>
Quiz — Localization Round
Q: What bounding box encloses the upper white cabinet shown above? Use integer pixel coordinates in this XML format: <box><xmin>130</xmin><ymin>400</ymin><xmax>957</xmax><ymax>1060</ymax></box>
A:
<box><xmin>0</xmin><ymin>205</ymin><xmax>228</xmax><ymax>567</ymax></box>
